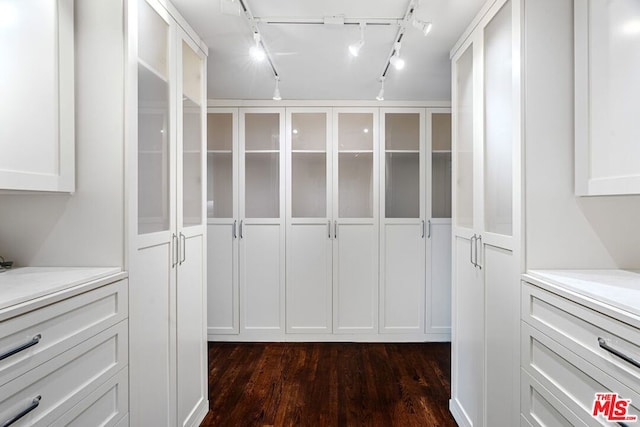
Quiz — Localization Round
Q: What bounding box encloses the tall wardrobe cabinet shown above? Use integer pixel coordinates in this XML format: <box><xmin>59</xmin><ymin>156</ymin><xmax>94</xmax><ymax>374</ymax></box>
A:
<box><xmin>127</xmin><ymin>0</ymin><xmax>209</xmax><ymax>425</ymax></box>
<box><xmin>449</xmin><ymin>0</ymin><xmax>522</xmax><ymax>426</ymax></box>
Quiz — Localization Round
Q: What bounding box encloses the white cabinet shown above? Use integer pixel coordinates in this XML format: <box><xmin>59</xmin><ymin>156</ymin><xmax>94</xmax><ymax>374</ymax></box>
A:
<box><xmin>575</xmin><ymin>0</ymin><xmax>640</xmax><ymax>196</ymax></box>
<box><xmin>207</xmin><ymin>105</ymin><xmax>451</xmax><ymax>342</ymax></box>
<box><xmin>0</xmin><ymin>273</ymin><xmax>128</xmax><ymax>427</ymax></box>
<box><xmin>450</xmin><ymin>0</ymin><xmax>522</xmax><ymax>426</ymax></box>
<box><xmin>380</xmin><ymin>109</ymin><xmax>425</xmax><ymax>334</ymax></box>
<box><xmin>128</xmin><ymin>0</ymin><xmax>208</xmax><ymax>425</ymax></box>
<box><xmin>0</xmin><ymin>0</ymin><xmax>75</xmax><ymax>192</ymax></box>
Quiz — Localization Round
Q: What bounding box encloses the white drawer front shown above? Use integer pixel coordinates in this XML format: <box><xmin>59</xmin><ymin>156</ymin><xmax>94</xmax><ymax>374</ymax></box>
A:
<box><xmin>0</xmin><ymin>321</ymin><xmax>128</xmax><ymax>426</ymax></box>
<box><xmin>0</xmin><ymin>280</ymin><xmax>127</xmax><ymax>387</ymax></box>
<box><xmin>523</xmin><ymin>282</ymin><xmax>640</xmax><ymax>393</ymax></box>
<box><xmin>521</xmin><ymin>369</ymin><xmax>588</xmax><ymax>427</ymax></box>
<box><xmin>522</xmin><ymin>322</ymin><xmax>640</xmax><ymax>426</ymax></box>
<box><xmin>52</xmin><ymin>367</ymin><xmax>128</xmax><ymax>427</ymax></box>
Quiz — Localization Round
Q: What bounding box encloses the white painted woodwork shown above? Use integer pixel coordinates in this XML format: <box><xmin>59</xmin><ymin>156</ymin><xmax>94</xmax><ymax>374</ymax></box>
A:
<box><xmin>575</xmin><ymin>0</ymin><xmax>640</xmax><ymax>196</ymax></box>
<box><xmin>450</xmin><ymin>0</ymin><xmax>522</xmax><ymax>425</ymax></box>
<box><xmin>427</xmin><ymin>221</ymin><xmax>452</xmax><ymax>334</ymax></box>
<box><xmin>0</xmin><ymin>0</ymin><xmax>75</xmax><ymax>192</ymax></box>
<box><xmin>207</xmin><ymin>224</ymin><xmax>238</xmax><ymax>334</ymax></box>
<box><xmin>129</xmin><ymin>1</ymin><xmax>209</xmax><ymax>425</ymax></box>
<box><xmin>333</xmin><ymin>224</ymin><xmax>378</xmax><ymax>333</ymax></box>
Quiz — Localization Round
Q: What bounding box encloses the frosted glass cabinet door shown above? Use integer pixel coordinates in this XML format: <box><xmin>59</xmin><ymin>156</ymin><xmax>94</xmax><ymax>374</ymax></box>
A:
<box><xmin>454</xmin><ymin>44</ymin><xmax>475</xmax><ymax>230</ymax></box>
<box><xmin>137</xmin><ymin>0</ymin><xmax>171</xmax><ymax>235</ymax></box>
<box><xmin>0</xmin><ymin>0</ymin><xmax>74</xmax><ymax>192</ymax></box>
<box><xmin>207</xmin><ymin>113</ymin><xmax>234</xmax><ymax>219</ymax></box>
<box><xmin>181</xmin><ymin>40</ymin><xmax>205</xmax><ymax>228</ymax></box>
<box><xmin>484</xmin><ymin>0</ymin><xmax>513</xmax><ymax>236</ymax></box>
<box><xmin>431</xmin><ymin>113</ymin><xmax>452</xmax><ymax>219</ymax></box>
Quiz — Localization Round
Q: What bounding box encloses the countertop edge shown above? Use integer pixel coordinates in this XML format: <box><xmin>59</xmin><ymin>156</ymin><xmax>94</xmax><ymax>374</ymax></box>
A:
<box><xmin>522</xmin><ymin>271</ymin><xmax>640</xmax><ymax>330</ymax></box>
<box><xmin>0</xmin><ymin>270</ymin><xmax>128</xmax><ymax>322</ymax></box>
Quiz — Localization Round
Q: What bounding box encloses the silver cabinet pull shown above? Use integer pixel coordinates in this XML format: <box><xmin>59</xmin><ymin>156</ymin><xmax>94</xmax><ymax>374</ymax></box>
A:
<box><xmin>239</xmin><ymin>220</ymin><xmax>244</xmax><ymax>239</ymax></box>
<box><xmin>427</xmin><ymin>220</ymin><xmax>431</xmax><ymax>239</ymax></box>
<box><xmin>598</xmin><ymin>337</ymin><xmax>640</xmax><ymax>369</ymax></box>
<box><xmin>172</xmin><ymin>233</ymin><xmax>178</xmax><ymax>268</ymax></box>
<box><xmin>470</xmin><ymin>234</ymin><xmax>476</xmax><ymax>266</ymax></box>
<box><xmin>334</xmin><ymin>221</ymin><xmax>338</xmax><ymax>239</ymax></box>
<box><xmin>476</xmin><ymin>235</ymin><xmax>482</xmax><ymax>269</ymax></box>
<box><xmin>328</xmin><ymin>220</ymin><xmax>331</xmax><ymax>239</ymax></box>
<box><xmin>421</xmin><ymin>220</ymin><xmax>425</xmax><ymax>238</ymax></box>
<box><xmin>179</xmin><ymin>233</ymin><xmax>186</xmax><ymax>264</ymax></box>
<box><xmin>1</xmin><ymin>395</ymin><xmax>41</xmax><ymax>427</ymax></box>
<box><xmin>0</xmin><ymin>335</ymin><xmax>41</xmax><ymax>361</ymax></box>
<box><xmin>233</xmin><ymin>220</ymin><xmax>237</xmax><ymax>239</ymax></box>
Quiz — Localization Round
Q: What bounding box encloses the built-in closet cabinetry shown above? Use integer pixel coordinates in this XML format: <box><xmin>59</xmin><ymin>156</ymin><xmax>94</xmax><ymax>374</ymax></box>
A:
<box><xmin>128</xmin><ymin>0</ymin><xmax>208</xmax><ymax>425</ymax></box>
<box><xmin>208</xmin><ymin>106</ymin><xmax>451</xmax><ymax>342</ymax></box>
<box><xmin>449</xmin><ymin>0</ymin><xmax>522</xmax><ymax>426</ymax></box>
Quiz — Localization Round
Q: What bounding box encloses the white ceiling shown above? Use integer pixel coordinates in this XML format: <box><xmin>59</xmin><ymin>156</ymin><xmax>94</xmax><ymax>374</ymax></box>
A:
<box><xmin>170</xmin><ymin>0</ymin><xmax>486</xmax><ymax>101</ymax></box>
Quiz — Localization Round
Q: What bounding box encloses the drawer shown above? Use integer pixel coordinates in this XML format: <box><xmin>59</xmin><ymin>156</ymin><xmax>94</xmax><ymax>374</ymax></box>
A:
<box><xmin>52</xmin><ymin>367</ymin><xmax>128</xmax><ymax>427</ymax></box>
<box><xmin>522</xmin><ymin>282</ymin><xmax>640</xmax><ymax>393</ymax></box>
<box><xmin>521</xmin><ymin>369</ymin><xmax>588</xmax><ymax>427</ymax></box>
<box><xmin>0</xmin><ymin>279</ymin><xmax>127</xmax><ymax>387</ymax></box>
<box><xmin>0</xmin><ymin>321</ymin><xmax>128</xmax><ymax>426</ymax></box>
<box><xmin>522</xmin><ymin>322</ymin><xmax>640</xmax><ymax>426</ymax></box>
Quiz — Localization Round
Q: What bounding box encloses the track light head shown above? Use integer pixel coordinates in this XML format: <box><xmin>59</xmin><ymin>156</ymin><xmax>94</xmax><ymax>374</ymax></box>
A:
<box><xmin>412</xmin><ymin>18</ymin><xmax>433</xmax><ymax>36</ymax></box>
<box><xmin>250</xmin><ymin>33</ymin><xmax>266</xmax><ymax>61</ymax></box>
<box><xmin>348</xmin><ymin>22</ymin><xmax>366</xmax><ymax>57</ymax></box>
<box><xmin>376</xmin><ymin>79</ymin><xmax>385</xmax><ymax>101</ymax></box>
<box><xmin>272</xmin><ymin>77</ymin><xmax>282</xmax><ymax>101</ymax></box>
<box><xmin>389</xmin><ymin>42</ymin><xmax>405</xmax><ymax>70</ymax></box>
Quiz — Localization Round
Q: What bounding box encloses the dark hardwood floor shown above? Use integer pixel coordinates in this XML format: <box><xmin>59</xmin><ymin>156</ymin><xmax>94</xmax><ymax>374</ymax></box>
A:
<box><xmin>200</xmin><ymin>342</ymin><xmax>456</xmax><ymax>427</ymax></box>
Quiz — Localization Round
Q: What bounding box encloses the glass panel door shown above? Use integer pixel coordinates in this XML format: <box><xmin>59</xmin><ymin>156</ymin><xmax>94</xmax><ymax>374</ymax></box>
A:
<box><xmin>207</xmin><ymin>113</ymin><xmax>234</xmax><ymax>219</ymax></box>
<box><xmin>291</xmin><ymin>112</ymin><xmax>327</xmax><ymax>218</ymax></box>
<box><xmin>454</xmin><ymin>44</ymin><xmax>474</xmax><ymax>229</ymax></box>
<box><xmin>384</xmin><ymin>113</ymin><xmax>421</xmax><ymax>218</ymax></box>
<box><xmin>337</xmin><ymin>113</ymin><xmax>374</xmax><ymax>218</ymax></box>
<box><xmin>244</xmin><ymin>113</ymin><xmax>280</xmax><ymax>218</ymax></box>
<box><xmin>181</xmin><ymin>40</ymin><xmax>203</xmax><ymax>227</ymax></box>
<box><xmin>484</xmin><ymin>1</ymin><xmax>513</xmax><ymax>236</ymax></box>
<box><xmin>432</xmin><ymin>113</ymin><xmax>452</xmax><ymax>219</ymax></box>
<box><xmin>138</xmin><ymin>0</ymin><xmax>171</xmax><ymax>234</ymax></box>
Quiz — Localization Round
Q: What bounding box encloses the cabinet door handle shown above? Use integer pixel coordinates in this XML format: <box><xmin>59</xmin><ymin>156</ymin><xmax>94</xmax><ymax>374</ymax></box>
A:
<box><xmin>172</xmin><ymin>233</ymin><xmax>178</xmax><ymax>268</ymax></box>
<box><xmin>1</xmin><ymin>395</ymin><xmax>41</xmax><ymax>427</ymax></box>
<box><xmin>476</xmin><ymin>235</ymin><xmax>482</xmax><ymax>269</ymax></box>
<box><xmin>334</xmin><ymin>221</ymin><xmax>338</xmax><ymax>239</ymax></box>
<box><xmin>421</xmin><ymin>220</ymin><xmax>425</xmax><ymax>239</ymax></box>
<box><xmin>233</xmin><ymin>220</ymin><xmax>237</xmax><ymax>239</ymax></box>
<box><xmin>239</xmin><ymin>220</ymin><xmax>244</xmax><ymax>239</ymax></box>
<box><xmin>328</xmin><ymin>220</ymin><xmax>331</xmax><ymax>239</ymax></box>
<box><xmin>179</xmin><ymin>233</ymin><xmax>186</xmax><ymax>264</ymax></box>
<box><xmin>427</xmin><ymin>220</ymin><xmax>431</xmax><ymax>239</ymax></box>
<box><xmin>598</xmin><ymin>337</ymin><xmax>640</xmax><ymax>369</ymax></box>
<box><xmin>470</xmin><ymin>234</ymin><xmax>476</xmax><ymax>266</ymax></box>
<box><xmin>0</xmin><ymin>334</ymin><xmax>41</xmax><ymax>361</ymax></box>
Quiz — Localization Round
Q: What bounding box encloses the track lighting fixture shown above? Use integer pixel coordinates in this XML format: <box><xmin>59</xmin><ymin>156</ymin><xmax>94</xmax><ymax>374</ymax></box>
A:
<box><xmin>348</xmin><ymin>22</ymin><xmax>366</xmax><ymax>57</ymax></box>
<box><xmin>376</xmin><ymin>79</ymin><xmax>385</xmax><ymax>101</ymax></box>
<box><xmin>412</xmin><ymin>18</ymin><xmax>433</xmax><ymax>36</ymax></box>
<box><xmin>272</xmin><ymin>77</ymin><xmax>282</xmax><ymax>101</ymax></box>
<box><xmin>249</xmin><ymin>32</ymin><xmax>266</xmax><ymax>61</ymax></box>
<box><xmin>389</xmin><ymin>42</ymin><xmax>405</xmax><ymax>70</ymax></box>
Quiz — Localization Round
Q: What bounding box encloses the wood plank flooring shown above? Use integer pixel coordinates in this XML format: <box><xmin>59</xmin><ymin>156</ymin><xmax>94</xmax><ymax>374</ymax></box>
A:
<box><xmin>200</xmin><ymin>342</ymin><xmax>455</xmax><ymax>427</ymax></box>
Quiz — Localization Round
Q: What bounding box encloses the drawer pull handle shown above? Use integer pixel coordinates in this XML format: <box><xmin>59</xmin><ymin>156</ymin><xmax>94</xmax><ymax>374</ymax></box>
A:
<box><xmin>1</xmin><ymin>395</ymin><xmax>41</xmax><ymax>427</ymax></box>
<box><xmin>0</xmin><ymin>334</ymin><xmax>42</xmax><ymax>361</ymax></box>
<box><xmin>598</xmin><ymin>337</ymin><xmax>640</xmax><ymax>369</ymax></box>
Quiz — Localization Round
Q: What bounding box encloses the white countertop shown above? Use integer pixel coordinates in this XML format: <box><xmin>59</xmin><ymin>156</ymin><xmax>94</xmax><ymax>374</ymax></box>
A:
<box><xmin>524</xmin><ymin>269</ymin><xmax>640</xmax><ymax>319</ymax></box>
<box><xmin>0</xmin><ymin>267</ymin><xmax>124</xmax><ymax>314</ymax></box>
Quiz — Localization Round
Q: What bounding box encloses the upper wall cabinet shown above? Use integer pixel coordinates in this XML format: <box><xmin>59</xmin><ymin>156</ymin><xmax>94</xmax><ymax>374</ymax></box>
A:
<box><xmin>0</xmin><ymin>0</ymin><xmax>75</xmax><ymax>192</ymax></box>
<box><xmin>575</xmin><ymin>0</ymin><xmax>640</xmax><ymax>195</ymax></box>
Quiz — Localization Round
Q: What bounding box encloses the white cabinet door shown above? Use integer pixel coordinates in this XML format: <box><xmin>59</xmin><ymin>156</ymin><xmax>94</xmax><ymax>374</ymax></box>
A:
<box><xmin>450</xmin><ymin>235</ymin><xmax>484</xmax><ymax>427</ymax></box>
<box><xmin>239</xmin><ymin>109</ymin><xmax>286</xmax><ymax>335</ymax></box>
<box><xmin>0</xmin><ymin>0</ymin><xmax>75</xmax><ymax>192</ymax></box>
<box><xmin>380</xmin><ymin>109</ymin><xmax>426</xmax><ymax>334</ymax></box>
<box><xmin>286</xmin><ymin>109</ymin><xmax>333</xmax><ymax>333</ymax></box>
<box><xmin>207</xmin><ymin>109</ymin><xmax>239</xmax><ymax>336</ymax></box>
<box><xmin>332</xmin><ymin>109</ymin><xmax>379</xmax><ymax>334</ymax></box>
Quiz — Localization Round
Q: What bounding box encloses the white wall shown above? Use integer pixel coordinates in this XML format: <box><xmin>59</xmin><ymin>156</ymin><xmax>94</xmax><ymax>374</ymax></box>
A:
<box><xmin>0</xmin><ymin>0</ymin><xmax>125</xmax><ymax>268</ymax></box>
<box><xmin>524</xmin><ymin>0</ymin><xmax>640</xmax><ymax>269</ymax></box>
